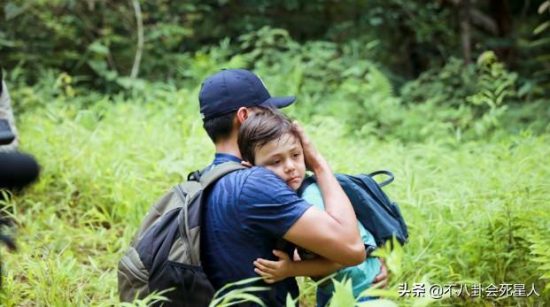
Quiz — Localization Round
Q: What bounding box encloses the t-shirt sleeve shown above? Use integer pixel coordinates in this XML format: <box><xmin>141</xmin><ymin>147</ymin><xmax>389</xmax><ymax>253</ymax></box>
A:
<box><xmin>238</xmin><ymin>167</ymin><xmax>312</xmax><ymax>238</ymax></box>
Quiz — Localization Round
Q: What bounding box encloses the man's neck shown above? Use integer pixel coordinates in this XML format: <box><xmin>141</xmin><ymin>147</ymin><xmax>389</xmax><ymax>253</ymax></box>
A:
<box><xmin>214</xmin><ymin>139</ymin><xmax>242</xmax><ymax>160</ymax></box>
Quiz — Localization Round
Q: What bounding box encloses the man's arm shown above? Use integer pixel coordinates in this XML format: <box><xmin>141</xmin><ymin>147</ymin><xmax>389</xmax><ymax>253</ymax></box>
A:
<box><xmin>286</xmin><ymin>258</ymin><xmax>343</xmax><ymax>278</ymax></box>
<box><xmin>254</xmin><ymin>250</ymin><xmax>390</xmax><ymax>287</ymax></box>
<box><xmin>283</xmin><ymin>124</ymin><xmax>365</xmax><ymax>266</ymax></box>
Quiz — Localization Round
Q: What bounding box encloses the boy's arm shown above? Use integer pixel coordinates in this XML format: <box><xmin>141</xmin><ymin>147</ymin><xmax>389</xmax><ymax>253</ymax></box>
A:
<box><xmin>254</xmin><ymin>250</ymin><xmax>344</xmax><ymax>283</ymax></box>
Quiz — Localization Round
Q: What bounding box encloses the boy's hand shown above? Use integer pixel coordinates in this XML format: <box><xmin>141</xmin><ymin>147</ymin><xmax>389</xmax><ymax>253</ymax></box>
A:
<box><xmin>253</xmin><ymin>250</ymin><xmax>293</xmax><ymax>284</ymax></box>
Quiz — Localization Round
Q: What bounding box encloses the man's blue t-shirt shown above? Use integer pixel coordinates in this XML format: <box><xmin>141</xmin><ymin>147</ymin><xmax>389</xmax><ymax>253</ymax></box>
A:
<box><xmin>201</xmin><ymin>153</ymin><xmax>311</xmax><ymax>306</ymax></box>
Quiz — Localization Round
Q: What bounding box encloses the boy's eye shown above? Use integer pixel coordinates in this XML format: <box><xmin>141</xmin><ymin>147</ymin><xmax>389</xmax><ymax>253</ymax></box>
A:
<box><xmin>271</xmin><ymin>160</ymin><xmax>281</xmax><ymax>165</ymax></box>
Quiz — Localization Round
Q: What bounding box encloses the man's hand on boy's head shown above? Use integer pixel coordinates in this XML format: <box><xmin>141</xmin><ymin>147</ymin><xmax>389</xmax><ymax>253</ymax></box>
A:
<box><xmin>292</xmin><ymin>121</ymin><xmax>327</xmax><ymax>172</ymax></box>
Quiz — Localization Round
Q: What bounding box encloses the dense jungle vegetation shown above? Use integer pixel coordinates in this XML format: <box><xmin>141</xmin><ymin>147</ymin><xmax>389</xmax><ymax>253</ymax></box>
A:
<box><xmin>0</xmin><ymin>0</ymin><xmax>549</xmax><ymax>306</ymax></box>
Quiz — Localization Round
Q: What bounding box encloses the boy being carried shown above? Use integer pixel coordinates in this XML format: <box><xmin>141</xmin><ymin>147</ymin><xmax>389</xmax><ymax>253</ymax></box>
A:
<box><xmin>238</xmin><ymin>108</ymin><xmax>381</xmax><ymax>306</ymax></box>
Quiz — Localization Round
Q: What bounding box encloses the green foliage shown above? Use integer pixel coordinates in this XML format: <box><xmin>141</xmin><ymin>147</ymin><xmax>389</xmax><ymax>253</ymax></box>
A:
<box><xmin>528</xmin><ymin>232</ymin><xmax>550</xmax><ymax>293</ymax></box>
<box><xmin>0</xmin><ymin>0</ymin><xmax>207</xmax><ymax>90</ymax></box>
<box><xmin>401</xmin><ymin>58</ymin><xmax>478</xmax><ymax>108</ymax></box>
<box><xmin>1</xmin><ymin>0</ymin><xmax>545</xmax><ymax>92</ymax></box>
<box><xmin>1</xmin><ymin>3</ymin><xmax>549</xmax><ymax>304</ymax></box>
<box><xmin>466</xmin><ymin>51</ymin><xmax>517</xmax><ymax>136</ymax></box>
<box><xmin>400</xmin><ymin>52</ymin><xmax>520</xmax><ymax>141</ymax></box>
<box><xmin>209</xmin><ymin>277</ymin><xmax>269</xmax><ymax>307</ymax></box>
<box><xmin>1</xmin><ymin>1</ymin><xmax>546</xmax><ymax>142</ymax></box>
<box><xmin>372</xmin><ymin>238</ymin><xmax>404</xmax><ymax>278</ymax></box>
<box><xmin>234</xmin><ymin>27</ymin><xmax>403</xmax><ymax>140</ymax></box>
<box><xmin>329</xmin><ymin>279</ymin><xmax>357</xmax><ymax>306</ymax></box>
<box><xmin>229</xmin><ymin>28</ymin><xmax>543</xmax><ymax>143</ymax></box>
<box><xmin>119</xmin><ymin>289</ymin><xmax>171</xmax><ymax>307</ymax></box>
<box><xmin>4</xmin><ymin>23</ymin><xmax>545</xmax><ymax>145</ymax></box>
<box><xmin>0</xmin><ymin>81</ymin><xmax>548</xmax><ymax>305</ymax></box>
<box><xmin>526</xmin><ymin>0</ymin><xmax>550</xmax><ymax>96</ymax></box>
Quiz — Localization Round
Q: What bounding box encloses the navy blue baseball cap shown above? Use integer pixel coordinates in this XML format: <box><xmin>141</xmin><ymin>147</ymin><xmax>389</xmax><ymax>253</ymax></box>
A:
<box><xmin>199</xmin><ymin>69</ymin><xmax>296</xmax><ymax>120</ymax></box>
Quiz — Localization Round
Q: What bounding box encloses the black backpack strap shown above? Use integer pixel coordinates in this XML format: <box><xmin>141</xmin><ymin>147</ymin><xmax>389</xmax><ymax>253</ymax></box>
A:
<box><xmin>187</xmin><ymin>164</ymin><xmax>213</xmax><ymax>182</ymax></box>
<box><xmin>368</xmin><ymin>170</ymin><xmax>394</xmax><ymax>187</ymax></box>
<box><xmin>187</xmin><ymin>170</ymin><xmax>202</xmax><ymax>181</ymax></box>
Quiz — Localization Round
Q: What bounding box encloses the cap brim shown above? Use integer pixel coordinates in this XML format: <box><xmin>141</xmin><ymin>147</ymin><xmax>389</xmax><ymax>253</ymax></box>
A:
<box><xmin>261</xmin><ymin>96</ymin><xmax>296</xmax><ymax>109</ymax></box>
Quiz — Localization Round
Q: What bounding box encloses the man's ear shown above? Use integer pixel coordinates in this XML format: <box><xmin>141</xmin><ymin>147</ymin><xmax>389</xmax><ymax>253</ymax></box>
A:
<box><xmin>236</xmin><ymin>107</ymin><xmax>250</xmax><ymax>124</ymax></box>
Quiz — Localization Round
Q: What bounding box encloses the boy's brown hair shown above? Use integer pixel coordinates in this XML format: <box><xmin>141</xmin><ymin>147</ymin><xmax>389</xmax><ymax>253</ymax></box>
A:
<box><xmin>238</xmin><ymin>108</ymin><xmax>299</xmax><ymax>163</ymax></box>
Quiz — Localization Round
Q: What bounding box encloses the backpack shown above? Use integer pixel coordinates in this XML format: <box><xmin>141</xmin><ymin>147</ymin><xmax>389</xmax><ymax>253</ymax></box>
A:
<box><xmin>298</xmin><ymin>170</ymin><xmax>408</xmax><ymax>248</ymax></box>
<box><xmin>117</xmin><ymin>162</ymin><xmax>245</xmax><ymax>306</ymax></box>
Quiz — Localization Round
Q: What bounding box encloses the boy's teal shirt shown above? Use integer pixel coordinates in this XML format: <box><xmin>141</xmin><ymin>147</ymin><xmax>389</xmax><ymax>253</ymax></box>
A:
<box><xmin>301</xmin><ymin>183</ymin><xmax>381</xmax><ymax>297</ymax></box>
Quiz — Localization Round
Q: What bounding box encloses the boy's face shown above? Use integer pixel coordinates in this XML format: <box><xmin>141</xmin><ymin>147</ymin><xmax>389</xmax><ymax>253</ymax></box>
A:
<box><xmin>254</xmin><ymin>133</ymin><xmax>306</xmax><ymax>191</ymax></box>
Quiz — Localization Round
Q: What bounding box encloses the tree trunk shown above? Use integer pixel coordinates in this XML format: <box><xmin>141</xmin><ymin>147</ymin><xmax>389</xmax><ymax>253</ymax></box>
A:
<box><xmin>490</xmin><ymin>0</ymin><xmax>514</xmax><ymax>62</ymax></box>
<box><xmin>460</xmin><ymin>0</ymin><xmax>472</xmax><ymax>64</ymax></box>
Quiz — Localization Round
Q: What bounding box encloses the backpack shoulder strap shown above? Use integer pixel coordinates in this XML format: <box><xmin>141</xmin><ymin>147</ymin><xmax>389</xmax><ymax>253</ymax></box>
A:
<box><xmin>199</xmin><ymin>161</ymin><xmax>246</xmax><ymax>188</ymax></box>
<box><xmin>175</xmin><ymin>162</ymin><xmax>245</xmax><ymax>265</ymax></box>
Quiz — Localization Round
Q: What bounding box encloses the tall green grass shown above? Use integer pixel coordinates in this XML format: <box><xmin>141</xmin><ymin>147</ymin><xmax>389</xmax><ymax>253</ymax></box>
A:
<box><xmin>0</xmin><ymin>84</ymin><xmax>548</xmax><ymax>306</ymax></box>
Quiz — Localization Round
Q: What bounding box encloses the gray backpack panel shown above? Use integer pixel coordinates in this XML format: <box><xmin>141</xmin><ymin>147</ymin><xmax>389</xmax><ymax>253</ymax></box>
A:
<box><xmin>118</xmin><ymin>162</ymin><xmax>245</xmax><ymax>305</ymax></box>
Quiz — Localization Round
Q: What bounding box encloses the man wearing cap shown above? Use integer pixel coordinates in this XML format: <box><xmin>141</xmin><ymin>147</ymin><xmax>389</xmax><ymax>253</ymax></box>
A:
<box><xmin>199</xmin><ymin>69</ymin><xmax>386</xmax><ymax>306</ymax></box>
